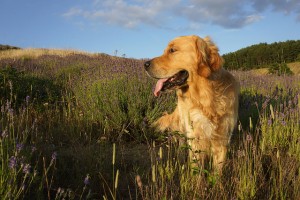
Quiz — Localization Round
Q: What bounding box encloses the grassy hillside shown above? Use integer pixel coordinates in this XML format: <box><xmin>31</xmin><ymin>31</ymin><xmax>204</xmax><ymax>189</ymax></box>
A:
<box><xmin>0</xmin><ymin>48</ymin><xmax>300</xmax><ymax>199</ymax></box>
<box><xmin>0</xmin><ymin>48</ymin><xmax>92</xmax><ymax>59</ymax></box>
<box><xmin>289</xmin><ymin>61</ymin><xmax>300</xmax><ymax>74</ymax></box>
<box><xmin>250</xmin><ymin>61</ymin><xmax>300</xmax><ymax>75</ymax></box>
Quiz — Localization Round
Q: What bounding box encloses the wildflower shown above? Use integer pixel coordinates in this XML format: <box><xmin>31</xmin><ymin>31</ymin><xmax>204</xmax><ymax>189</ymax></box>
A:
<box><xmin>51</xmin><ymin>152</ymin><xmax>57</xmax><ymax>161</ymax></box>
<box><xmin>8</xmin><ymin>81</ymin><xmax>13</xmax><ymax>91</ymax></box>
<box><xmin>9</xmin><ymin>156</ymin><xmax>17</xmax><ymax>169</ymax></box>
<box><xmin>84</xmin><ymin>174</ymin><xmax>90</xmax><ymax>185</ymax></box>
<box><xmin>252</xmin><ymin>146</ymin><xmax>256</xmax><ymax>154</ymax></box>
<box><xmin>22</xmin><ymin>164</ymin><xmax>31</xmax><ymax>174</ymax></box>
<box><xmin>288</xmin><ymin>100</ymin><xmax>292</xmax><ymax>107</ymax></box>
<box><xmin>268</xmin><ymin>119</ymin><xmax>272</xmax><ymax>126</ymax></box>
<box><xmin>142</xmin><ymin>117</ymin><xmax>149</xmax><ymax>127</ymax></box>
<box><xmin>31</xmin><ymin>146</ymin><xmax>37</xmax><ymax>153</ymax></box>
<box><xmin>26</xmin><ymin>95</ymin><xmax>30</xmax><ymax>104</ymax></box>
<box><xmin>8</xmin><ymin>108</ymin><xmax>14</xmax><ymax>116</ymax></box>
<box><xmin>16</xmin><ymin>143</ymin><xmax>24</xmax><ymax>152</ymax></box>
<box><xmin>237</xmin><ymin>150</ymin><xmax>245</xmax><ymax>158</ymax></box>
<box><xmin>1</xmin><ymin>130</ymin><xmax>8</xmax><ymax>138</ymax></box>
<box><xmin>262</xmin><ymin>101</ymin><xmax>268</xmax><ymax>109</ymax></box>
<box><xmin>49</xmin><ymin>151</ymin><xmax>57</xmax><ymax>166</ymax></box>
<box><xmin>6</xmin><ymin>100</ymin><xmax>11</xmax><ymax>110</ymax></box>
<box><xmin>246</xmin><ymin>134</ymin><xmax>252</xmax><ymax>141</ymax></box>
<box><xmin>55</xmin><ymin>187</ymin><xmax>64</xmax><ymax>198</ymax></box>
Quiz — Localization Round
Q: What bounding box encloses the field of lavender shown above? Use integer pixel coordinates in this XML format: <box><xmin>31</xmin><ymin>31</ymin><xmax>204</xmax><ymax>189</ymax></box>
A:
<box><xmin>0</xmin><ymin>50</ymin><xmax>300</xmax><ymax>199</ymax></box>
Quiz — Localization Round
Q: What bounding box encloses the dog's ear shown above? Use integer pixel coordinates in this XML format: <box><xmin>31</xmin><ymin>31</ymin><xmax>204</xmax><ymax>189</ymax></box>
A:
<box><xmin>195</xmin><ymin>36</ymin><xmax>223</xmax><ymax>77</ymax></box>
<box><xmin>203</xmin><ymin>36</ymin><xmax>224</xmax><ymax>71</ymax></box>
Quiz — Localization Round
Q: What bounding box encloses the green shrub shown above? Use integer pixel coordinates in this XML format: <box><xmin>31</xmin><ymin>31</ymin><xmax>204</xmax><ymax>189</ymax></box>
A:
<box><xmin>297</xmin><ymin>54</ymin><xmax>300</xmax><ymax>61</ymax></box>
<box><xmin>268</xmin><ymin>63</ymin><xmax>293</xmax><ymax>76</ymax></box>
<box><xmin>0</xmin><ymin>66</ymin><xmax>63</xmax><ymax>109</ymax></box>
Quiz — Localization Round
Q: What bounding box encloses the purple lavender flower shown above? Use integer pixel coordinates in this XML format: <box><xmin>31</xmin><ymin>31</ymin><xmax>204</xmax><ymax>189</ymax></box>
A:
<box><xmin>1</xmin><ymin>130</ymin><xmax>8</xmax><ymax>138</ymax></box>
<box><xmin>16</xmin><ymin>143</ymin><xmax>24</xmax><ymax>152</ymax></box>
<box><xmin>8</xmin><ymin>108</ymin><xmax>14</xmax><ymax>115</ymax></box>
<box><xmin>84</xmin><ymin>174</ymin><xmax>90</xmax><ymax>185</ymax></box>
<box><xmin>52</xmin><ymin>152</ymin><xmax>57</xmax><ymax>161</ymax></box>
<box><xmin>9</xmin><ymin>156</ymin><xmax>17</xmax><ymax>169</ymax></box>
<box><xmin>31</xmin><ymin>146</ymin><xmax>37</xmax><ymax>153</ymax></box>
<box><xmin>268</xmin><ymin>119</ymin><xmax>272</xmax><ymax>126</ymax></box>
<box><xmin>22</xmin><ymin>164</ymin><xmax>31</xmax><ymax>174</ymax></box>
<box><xmin>26</xmin><ymin>95</ymin><xmax>30</xmax><ymax>104</ymax></box>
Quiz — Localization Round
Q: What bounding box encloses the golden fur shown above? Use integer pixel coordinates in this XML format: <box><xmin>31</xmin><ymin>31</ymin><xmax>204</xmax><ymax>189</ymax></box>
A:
<box><xmin>145</xmin><ymin>35</ymin><xmax>239</xmax><ymax>171</ymax></box>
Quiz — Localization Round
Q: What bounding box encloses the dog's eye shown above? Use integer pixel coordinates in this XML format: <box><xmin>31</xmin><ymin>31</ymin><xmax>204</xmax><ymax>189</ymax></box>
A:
<box><xmin>169</xmin><ymin>48</ymin><xmax>176</xmax><ymax>53</ymax></box>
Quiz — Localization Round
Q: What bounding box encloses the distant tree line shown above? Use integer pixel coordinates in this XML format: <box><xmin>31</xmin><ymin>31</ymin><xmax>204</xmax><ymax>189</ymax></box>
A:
<box><xmin>222</xmin><ymin>40</ymin><xmax>300</xmax><ymax>70</ymax></box>
<box><xmin>0</xmin><ymin>44</ymin><xmax>20</xmax><ymax>51</ymax></box>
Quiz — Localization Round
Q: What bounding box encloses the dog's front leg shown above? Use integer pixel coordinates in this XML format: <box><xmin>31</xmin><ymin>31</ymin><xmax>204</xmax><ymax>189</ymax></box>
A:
<box><xmin>152</xmin><ymin>108</ymin><xmax>181</xmax><ymax>132</ymax></box>
<box><xmin>211</xmin><ymin>141</ymin><xmax>227</xmax><ymax>173</ymax></box>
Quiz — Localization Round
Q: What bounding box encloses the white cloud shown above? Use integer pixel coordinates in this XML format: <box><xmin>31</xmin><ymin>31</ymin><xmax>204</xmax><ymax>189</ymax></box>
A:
<box><xmin>179</xmin><ymin>0</ymin><xmax>264</xmax><ymax>28</ymax></box>
<box><xmin>63</xmin><ymin>0</ymin><xmax>180</xmax><ymax>28</ymax></box>
<box><xmin>63</xmin><ymin>7</ymin><xmax>83</xmax><ymax>18</ymax></box>
<box><xmin>252</xmin><ymin>0</ymin><xmax>300</xmax><ymax>13</ymax></box>
<box><xmin>245</xmin><ymin>15</ymin><xmax>264</xmax><ymax>25</ymax></box>
<box><xmin>62</xmin><ymin>0</ymin><xmax>300</xmax><ymax>29</ymax></box>
<box><xmin>252</xmin><ymin>0</ymin><xmax>300</xmax><ymax>21</ymax></box>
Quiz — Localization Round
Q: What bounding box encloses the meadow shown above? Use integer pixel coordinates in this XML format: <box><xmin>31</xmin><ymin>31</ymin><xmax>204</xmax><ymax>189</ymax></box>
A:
<box><xmin>0</xmin><ymin>49</ymin><xmax>300</xmax><ymax>199</ymax></box>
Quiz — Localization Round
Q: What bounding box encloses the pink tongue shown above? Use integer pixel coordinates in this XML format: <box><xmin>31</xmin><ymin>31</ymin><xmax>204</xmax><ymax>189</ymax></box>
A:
<box><xmin>154</xmin><ymin>78</ymin><xmax>168</xmax><ymax>97</ymax></box>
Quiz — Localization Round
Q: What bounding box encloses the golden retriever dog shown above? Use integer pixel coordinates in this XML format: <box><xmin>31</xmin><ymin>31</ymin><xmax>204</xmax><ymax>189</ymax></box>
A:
<box><xmin>144</xmin><ymin>35</ymin><xmax>239</xmax><ymax>172</ymax></box>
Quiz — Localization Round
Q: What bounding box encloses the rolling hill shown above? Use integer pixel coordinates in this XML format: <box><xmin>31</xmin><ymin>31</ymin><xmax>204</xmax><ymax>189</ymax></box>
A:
<box><xmin>222</xmin><ymin>40</ymin><xmax>300</xmax><ymax>70</ymax></box>
<box><xmin>1</xmin><ymin>39</ymin><xmax>300</xmax><ymax>75</ymax></box>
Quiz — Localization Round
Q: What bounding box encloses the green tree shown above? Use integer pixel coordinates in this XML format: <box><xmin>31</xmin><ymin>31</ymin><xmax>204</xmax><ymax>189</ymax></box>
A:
<box><xmin>268</xmin><ymin>63</ymin><xmax>293</xmax><ymax>76</ymax></box>
<box><xmin>223</xmin><ymin>40</ymin><xmax>300</xmax><ymax>70</ymax></box>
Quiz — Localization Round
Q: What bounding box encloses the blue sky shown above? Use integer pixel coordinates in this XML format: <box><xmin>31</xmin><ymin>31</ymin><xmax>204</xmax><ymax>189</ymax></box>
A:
<box><xmin>1</xmin><ymin>0</ymin><xmax>300</xmax><ymax>58</ymax></box>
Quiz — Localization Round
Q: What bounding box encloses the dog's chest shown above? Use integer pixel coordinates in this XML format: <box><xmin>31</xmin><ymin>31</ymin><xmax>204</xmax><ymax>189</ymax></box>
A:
<box><xmin>178</xmin><ymin>103</ymin><xmax>215</xmax><ymax>139</ymax></box>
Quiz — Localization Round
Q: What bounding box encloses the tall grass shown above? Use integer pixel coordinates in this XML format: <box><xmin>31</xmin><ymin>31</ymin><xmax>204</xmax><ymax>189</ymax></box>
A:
<box><xmin>0</xmin><ymin>49</ymin><xmax>299</xmax><ymax>199</ymax></box>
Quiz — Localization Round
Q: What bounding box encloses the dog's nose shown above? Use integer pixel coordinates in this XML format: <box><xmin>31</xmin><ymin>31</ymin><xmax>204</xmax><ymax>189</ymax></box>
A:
<box><xmin>144</xmin><ymin>60</ymin><xmax>151</xmax><ymax>70</ymax></box>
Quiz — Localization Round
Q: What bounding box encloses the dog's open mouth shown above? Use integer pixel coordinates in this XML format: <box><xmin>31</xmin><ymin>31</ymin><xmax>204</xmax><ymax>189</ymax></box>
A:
<box><xmin>154</xmin><ymin>70</ymin><xmax>189</xmax><ymax>96</ymax></box>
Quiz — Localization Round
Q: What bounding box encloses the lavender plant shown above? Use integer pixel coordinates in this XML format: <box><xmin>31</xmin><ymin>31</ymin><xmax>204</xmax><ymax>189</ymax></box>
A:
<box><xmin>0</xmin><ymin>50</ymin><xmax>299</xmax><ymax>199</ymax></box>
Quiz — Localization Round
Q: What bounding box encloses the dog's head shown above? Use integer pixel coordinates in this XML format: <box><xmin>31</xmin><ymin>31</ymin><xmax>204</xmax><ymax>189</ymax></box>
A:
<box><xmin>144</xmin><ymin>35</ymin><xmax>223</xmax><ymax>96</ymax></box>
